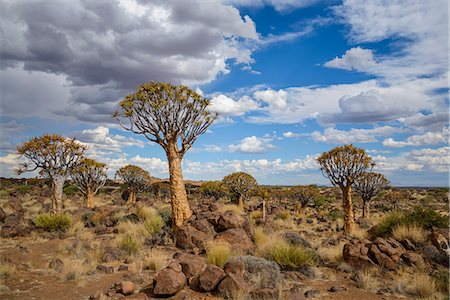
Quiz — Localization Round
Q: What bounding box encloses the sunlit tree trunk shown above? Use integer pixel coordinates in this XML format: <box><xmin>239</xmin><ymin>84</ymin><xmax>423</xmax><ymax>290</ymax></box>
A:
<box><xmin>341</xmin><ymin>185</ymin><xmax>355</xmax><ymax>234</ymax></box>
<box><xmin>167</xmin><ymin>143</ymin><xmax>192</xmax><ymax>229</ymax></box>
<box><xmin>238</xmin><ymin>194</ymin><xmax>244</xmax><ymax>210</ymax></box>
<box><xmin>362</xmin><ymin>199</ymin><xmax>369</xmax><ymax>219</ymax></box>
<box><xmin>86</xmin><ymin>186</ymin><xmax>95</xmax><ymax>209</ymax></box>
<box><xmin>126</xmin><ymin>191</ymin><xmax>136</xmax><ymax>205</ymax></box>
<box><xmin>52</xmin><ymin>177</ymin><xmax>65</xmax><ymax>213</ymax></box>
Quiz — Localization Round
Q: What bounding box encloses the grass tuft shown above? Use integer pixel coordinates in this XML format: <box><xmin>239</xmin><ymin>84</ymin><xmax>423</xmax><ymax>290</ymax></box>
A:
<box><xmin>33</xmin><ymin>213</ymin><xmax>72</xmax><ymax>232</ymax></box>
<box><xmin>263</xmin><ymin>241</ymin><xmax>318</xmax><ymax>270</ymax></box>
<box><xmin>392</xmin><ymin>224</ymin><xmax>427</xmax><ymax>244</ymax></box>
<box><xmin>207</xmin><ymin>241</ymin><xmax>231</xmax><ymax>268</ymax></box>
<box><xmin>117</xmin><ymin>234</ymin><xmax>142</xmax><ymax>256</ymax></box>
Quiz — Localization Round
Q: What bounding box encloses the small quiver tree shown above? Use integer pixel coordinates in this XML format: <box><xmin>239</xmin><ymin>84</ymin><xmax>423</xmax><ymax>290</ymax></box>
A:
<box><xmin>115</xmin><ymin>165</ymin><xmax>151</xmax><ymax>205</ymax></box>
<box><xmin>222</xmin><ymin>172</ymin><xmax>258</xmax><ymax>209</ymax></box>
<box><xmin>353</xmin><ymin>172</ymin><xmax>389</xmax><ymax>218</ymax></box>
<box><xmin>16</xmin><ymin>134</ymin><xmax>86</xmax><ymax>213</ymax></box>
<box><xmin>72</xmin><ymin>158</ymin><xmax>108</xmax><ymax>209</ymax></box>
<box><xmin>316</xmin><ymin>144</ymin><xmax>373</xmax><ymax>234</ymax></box>
<box><xmin>114</xmin><ymin>81</ymin><xmax>217</xmax><ymax>229</ymax></box>
<box><xmin>199</xmin><ymin>181</ymin><xmax>229</xmax><ymax>200</ymax></box>
<box><xmin>290</xmin><ymin>185</ymin><xmax>319</xmax><ymax>211</ymax></box>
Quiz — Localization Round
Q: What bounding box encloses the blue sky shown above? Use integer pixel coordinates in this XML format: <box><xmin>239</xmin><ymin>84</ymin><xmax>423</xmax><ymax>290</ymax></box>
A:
<box><xmin>0</xmin><ymin>0</ymin><xmax>448</xmax><ymax>186</ymax></box>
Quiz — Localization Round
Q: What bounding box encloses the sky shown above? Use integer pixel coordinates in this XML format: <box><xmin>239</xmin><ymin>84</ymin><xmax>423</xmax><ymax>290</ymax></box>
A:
<box><xmin>0</xmin><ymin>0</ymin><xmax>449</xmax><ymax>186</ymax></box>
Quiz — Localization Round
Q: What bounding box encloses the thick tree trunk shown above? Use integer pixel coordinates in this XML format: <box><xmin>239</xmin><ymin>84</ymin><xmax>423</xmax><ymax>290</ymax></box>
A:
<box><xmin>362</xmin><ymin>199</ymin><xmax>369</xmax><ymax>219</ymax></box>
<box><xmin>238</xmin><ymin>194</ymin><xmax>244</xmax><ymax>210</ymax></box>
<box><xmin>52</xmin><ymin>177</ymin><xmax>65</xmax><ymax>213</ymax></box>
<box><xmin>167</xmin><ymin>143</ymin><xmax>192</xmax><ymax>229</ymax></box>
<box><xmin>126</xmin><ymin>191</ymin><xmax>136</xmax><ymax>205</ymax></box>
<box><xmin>86</xmin><ymin>187</ymin><xmax>95</xmax><ymax>209</ymax></box>
<box><xmin>342</xmin><ymin>185</ymin><xmax>355</xmax><ymax>234</ymax></box>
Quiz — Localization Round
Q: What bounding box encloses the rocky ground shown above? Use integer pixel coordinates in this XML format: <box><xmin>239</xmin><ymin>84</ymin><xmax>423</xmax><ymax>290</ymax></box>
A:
<box><xmin>0</xmin><ymin>178</ymin><xmax>448</xmax><ymax>299</ymax></box>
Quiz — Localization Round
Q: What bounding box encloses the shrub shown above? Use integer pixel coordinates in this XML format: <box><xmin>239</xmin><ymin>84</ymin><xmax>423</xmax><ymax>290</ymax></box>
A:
<box><xmin>207</xmin><ymin>241</ymin><xmax>231</xmax><ymax>268</ymax></box>
<box><xmin>277</xmin><ymin>211</ymin><xmax>291</xmax><ymax>221</ymax></box>
<box><xmin>328</xmin><ymin>209</ymin><xmax>343</xmax><ymax>221</ymax></box>
<box><xmin>33</xmin><ymin>213</ymin><xmax>72</xmax><ymax>232</ymax></box>
<box><xmin>143</xmin><ymin>214</ymin><xmax>164</xmax><ymax>236</ymax></box>
<box><xmin>313</xmin><ymin>195</ymin><xmax>332</xmax><ymax>208</ymax></box>
<box><xmin>264</xmin><ymin>240</ymin><xmax>318</xmax><ymax>270</ymax></box>
<box><xmin>254</xmin><ymin>227</ymin><xmax>268</xmax><ymax>247</ymax></box>
<box><xmin>136</xmin><ymin>206</ymin><xmax>157</xmax><ymax>221</ymax></box>
<box><xmin>250</xmin><ymin>210</ymin><xmax>263</xmax><ymax>224</ymax></box>
<box><xmin>392</xmin><ymin>224</ymin><xmax>427</xmax><ymax>244</ymax></box>
<box><xmin>17</xmin><ymin>185</ymin><xmax>32</xmax><ymax>194</ymax></box>
<box><xmin>143</xmin><ymin>249</ymin><xmax>170</xmax><ymax>271</ymax></box>
<box><xmin>63</xmin><ymin>184</ymin><xmax>79</xmax><ymax>196</ymax></box>
<box><xmin>117</xmin><ymin>234</ymin><xmax>141</xmax><ymax>256</ymax></box>
<box><xmin>158</xmin><ymin>206</ymin><xmax>172</xmax><ymax>224</ymax></box>
<box><xmin>393</xmin><ymin>272</ymin><xmax>437</xmax><ymax>298</ymax></box>
<box><xmin>220</xmin><ymin>204</ymin><xmax>243</xmax><ymax>214</ymax></box>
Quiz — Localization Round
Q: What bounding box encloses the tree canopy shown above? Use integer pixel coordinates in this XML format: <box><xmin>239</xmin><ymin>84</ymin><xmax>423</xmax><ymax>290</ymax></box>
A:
<box><xmin>115</xmin><ymin>165</ymin><xmax>152</xmax><ymax>193</ymax></box>
<box><xmin>222</xmin><ymin>171</ymin><xmax>258</xmax><ymax>200</ymax></box>
<box><xmin>354</xmin><ymin>172</ymin><xmax>389</xmax><ymax>201</ymax></box>
<box><xmin>72</xmin><ymin>158</ymin><xmax>108</xmax><ymax>196</ymax></box>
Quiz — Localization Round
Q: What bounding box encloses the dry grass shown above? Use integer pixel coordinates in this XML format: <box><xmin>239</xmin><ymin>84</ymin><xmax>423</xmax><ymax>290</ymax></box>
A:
<box><xmin>116</xmin><ymin>233</ymin><xmax>143</xmax><ymax>256</ymax></box>
<box><xmin>66</xmin><ymin>217</ymin><xmax>85</xmax><ymax>237</ymax></box>
<box><xmin>355</xmin><ymin>267</ymin><xmax>379</xmax><ymax>291</ymax></box>
<box><xmin>0</xmin><ymin>261</ymin><xmax>16</xmax><ymax>279</ymax></box>
<box><xmin>136</xmin><ymin>206</ymin><xmax>157</xmax><ymax>221</ymax></box>
<box><xmin>249</xmin><ymin>210</ymin><xmax>263</xmax><ymax>224</ymax></box>
<box><xmin>254</xmin><ymin>226</ymin><xmax>269</xmax><ymax>247</ymax></box>
<box><xmin>317</xmin><ymin>242</ymin><xmax>345</xmax><ymax>263</ymax></box>
<box><xmin>392</xmin><ymin>224</ymin><xmax>427</xmax><ymax>243</ymax></box>
<box><xmin>262</xmin><ymin>240</ymin><xmax>318</xmax><ymax>269</ymax></box>
<box><xmin>142</xmin><ymin>249</ymin><xmax>171</xmax><ymax>271</ymax></box>
<box><xmin>349</xmin><ymin>225</ymin><xmax>368</xmax><ymax>239</ymax></box>
<box><xmin>206</xmin><ymin>241</ymin><xmax>231</xmax><ymax>268</ymax></box>
<box><xmin>60</xmin><ymin>257</ymin><xmax>90</xmax><ymax>281</ymax></box>
<box><xmin>393</xmin><ymin>271</ymin><xmax>437</xmax><ymax>298</ymax></box>
<box><xmin>220</xmin><ymin>204</ymin><xmax>243</xmax><ymax>214</ymax></box>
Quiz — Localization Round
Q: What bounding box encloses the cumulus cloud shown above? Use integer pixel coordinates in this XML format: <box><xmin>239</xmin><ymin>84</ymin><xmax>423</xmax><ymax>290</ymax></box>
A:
<box><xmin>0</xmin><ymin>0</ymin><xmax>258</xmax><ymax>122</ymax></box>
<box><xmin>324</xmin><ymin>47</ymin><xmax>377</xmax><ymax>71</ymax></box>
<box><xmin>77</xmin><ymin>126</ymin><xmax>145</xmax><ymax>153</ymax></box>
<box><xmin>228</xmin><ymin>136</ymin><xmax>275</xmax><ymax>153</ymax></box>
<box><xmin>253</xmin><ymin>89</ymin><xmax>287</xmax><ymax>110</ymax></box>
<box><xmin>400</xmin><ymin>112</ymin><xmax>449</xmax><ymax>132</ymax></box>
<box><xmin>382</xmin><ymin>127</ymin><xmax>449</xmax><ymax>148</ymax></box>
<box><xmin>208</xmin><ymin>95</ymin><xmax>259</xmax><ymax>117</ymax></box>
<box><xmin>283</xmin><ymin>131</ymin><xmax>300</xmax><ymax>138</ymax></box>
<box><xmin>224</xmin><ymin>0</ymin><xmax>322</xmax><ymax>12</ymax></box>
<box><xmin>311</xmin><ymin>126</ymin><xmax>403</xmax><ymax>144</ymax></box>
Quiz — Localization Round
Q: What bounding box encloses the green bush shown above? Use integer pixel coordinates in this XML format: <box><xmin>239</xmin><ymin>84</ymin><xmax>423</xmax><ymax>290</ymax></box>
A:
<box><xmin>264</xmin><ymin>241</ymin><xmax>318</xmax><ymax>270</ymax></box>
<box><xmin>328</xmin><ymin>209</ymin><xmax>343</xmax><ymax>221</ymax></box>
<box><xmin>143</xmin><ymin>214</ymin><xmax>164</xmax><ymax>236</ymax></box>
<box><xmin>33</xmin><ymin>213</ymin><xmax>72</xmax><ymax>232</ymax></box>
<box><xmin>313</xmin><ymin>195</ymin><xmax>332</xmax><ymax>208</ymax></box>
<box><xmin>17</xmin><ymin>185</ymin><xmax>32</xmax><ymax>193</ymax></box>
<box><xmin>63</xmin><ymin>185</ymin><xmax>79</xmax><ymax>196</ymax></box>
<box><xmin>372</xmin><ymin>207</ymin><xmax>447</xmax><ymax>238</ymax></box>
<box><xmin>157</xmin><ymin>207</ymin><xmax>172</xmax><ymax>224</ymax></box>
<box><xmin>118</xmin><ymin>234</ymin><xmax>141</xmax><ymax>255</ymax></box>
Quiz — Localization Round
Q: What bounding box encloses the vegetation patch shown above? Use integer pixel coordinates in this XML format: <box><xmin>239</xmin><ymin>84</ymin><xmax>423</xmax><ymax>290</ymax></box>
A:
<box><xmin>33</xmin><ymin>213</ymin><xmax>73</xmax><ymax>232</ymax></box>
<box><xmin>207</xmin><ymin>241</ymin><xmax>231</xmax><ymax>268</ymax></box>
<box><xmin>263</xmin><ymin>240</ymin><xmax>318</xmax><ymax>270</ymax></box>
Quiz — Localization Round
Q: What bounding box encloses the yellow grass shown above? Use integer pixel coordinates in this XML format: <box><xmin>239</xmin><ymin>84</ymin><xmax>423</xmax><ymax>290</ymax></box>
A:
<box><xmin>0</xmin><ymin>261</ymin><xmax>16</xmax><ymax>278</ymax></box>
<box><xmin>355</xmin><ymin>267</ymin><xmax>379</xmax><ymax>291</ymax></box>
<box><xmin>317</xmin><ymin>242</ymin><xmax>345</xmax><ymax>263</ymax></box>
<box><xmin>393</xmin><ymin>271</ymin><xmax>437</xmax><ymax>298</ymax></box>
<box><xmin>392</xmin><ymin>224</ymin><xmax>427</xmax><ymax>243</ymax></box>
<box><xmin>206</xmin><ymin>241</ymin><xmax>231</xmax><ymax>268</ymax></box>
<box><xmin>142</xmin><ymin>249</ymin><xmax>171</xmax><ymax>271</ymax></box>
<box><xmin>220</xmin><ymin>204</ymin><xmax>243</xmax><ymax>214</ymax></box>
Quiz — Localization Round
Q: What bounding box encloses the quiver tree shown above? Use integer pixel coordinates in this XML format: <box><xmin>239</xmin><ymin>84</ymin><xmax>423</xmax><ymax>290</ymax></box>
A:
<box><xmin>72</xmin><ymin>158</ymin><xmax>108</xmax><ymax>209</ymax></box>
<box><xmin>199</xmin><ymin>181</ymin><xmax>229</xmax><ymax>200</ymax></box>
<box><xmin>115</xmin><ymin>81</ymin><xmax>217</xmax><ymax>228</ymax></box>
<box><xmin>290</xmin><ymin>185</ymin><xmax>319</xmax><ymax>209</ymax></box>
<box><xmin>317</xmin><ymin>144</ymin><xmax>373</xmax><ymax>234</ymax></box>
<box><xmin>222</xmin><ymin>172</ymin><xmax>258</xmax><ymax>209</ymax></box>
<box><xmin>115</xmin><ymin>165</ymin><xmax>151</xmax><ymax>205</ymax></box>
<box><xmin>354</xmin><ymin>172</ymin><xmax>389</xmax><ymax>218</ymax></box>
<box><xmin>16</xmin><ymin>134</ymin><xmax>86</xmax><ymax>213</ymax></box>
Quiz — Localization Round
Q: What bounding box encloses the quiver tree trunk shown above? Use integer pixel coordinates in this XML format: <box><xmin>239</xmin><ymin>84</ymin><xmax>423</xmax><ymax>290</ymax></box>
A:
<box><xmin>167</xmin><ymin>143</ymin><xmax>192</xmax><ymax>229</ymax></box>
<box><xmin>238</xmin><ymin>194</ymin><xmax>244</xmax><ymax>210</ymax></box>
<box><xmin>362</xmin><ymin>199</ymin><xmax>369</xmax><ymax>219</ymax></box>
<box><xmin>126</xmin><ymin>191</ymin><xmax>136</xmax><ymax>205</ymax></box>
<box><xmin>342</xmin><ymin>185</ymin><xmax>355</xmax><ymax>234</ymax></box>
<box><xmin>86</xmin><ymin>187</ymin><xmax>95</xmax><ymax>209</ymax></box>
<box><xmin>52</xmin><ymin>177</ymin><xmax>65</xmax><ymax>213</ymax></box>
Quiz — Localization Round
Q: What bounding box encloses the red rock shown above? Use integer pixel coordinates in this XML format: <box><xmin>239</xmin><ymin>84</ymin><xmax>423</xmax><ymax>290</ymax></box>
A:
<box><xmin>120</xmin><ymin>281</ymin><xmax>135</xmax><ymax>295</ymax></box>
<box><xmin>153</xmin><ymin>268</ymin><xmax>187</xmax><ymax>296</ymax></box>
<box><xmin>199</xmin><ymin>264</ymin><xmax>226</xmax><ymax>292</ymax></box>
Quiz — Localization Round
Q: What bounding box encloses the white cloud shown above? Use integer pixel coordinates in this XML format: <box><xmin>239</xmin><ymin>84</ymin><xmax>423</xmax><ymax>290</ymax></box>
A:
<box><xmin>77</xmin><ymin>126</ymin><xmax>145</xmax><ymax>153</ymax></box>
<box><xmin>400</xmin><ymin>112</ymin><xmax>449</xmax><ymax>132</ymax></box>
<box><xmin>283</xmin><ymin>131</ymin><xmax>300</xmax><ymax>138</ymax></box>
<box><xmin>253</xmin><ymin>89</ymin><xmax>287</xmax><ymax>110</ymax></box>
<box><xmin>324</xmin><ymin>47</ymin><xmax>377</xmax><ymax>71</ymax></box>
<box><xmin>208</xmin><ymin>94</ymin><xmax>259</xmax><ymax>117</ymax></box>
<box><xmin>228</xmin><ymin>136</ymin><xmax>275</xmax><ymax>153</ymax></box>
<box><xmin>382</xmin><ymin>127</ymin><xmax>449</xmax><ymax>148</ymax></box>
<box><xmin>311</xmin><ymin>126</ymin><xmax>403</xmax><ymax>144</ymax></box>
<box><xmin>224</xmin><ymin>0</ymin><xmax>322</xmax><ymax>12</ymax></box>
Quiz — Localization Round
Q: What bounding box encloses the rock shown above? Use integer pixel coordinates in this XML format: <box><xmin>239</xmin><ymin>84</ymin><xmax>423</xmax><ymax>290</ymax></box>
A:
<box><xmin>120</xmin><ymin>281</ymin><xmax>135</xmax><ymax>295</ymax></box>
<box><xmin>96</xmin><ymin>265</ymin><xmax>114</xmax><ymax>274</ymax></box>
<box><xmin>199</xmin><ymin>264</ymin><xmax>226</xmax><ymax>292</ymax></box>
<box><xmin>4</xmin><ymin>199</ymin><xmax>23</xmax><ymax>212</ymax></box>
<box><xmin>153</xmin><ymin>268</ymin><xmax>187</xmax><ymax>296</ymax></box>
<box><xmin>374</xmin><ymin>237</ymin><xmax>404</xmax><ymax>257</ymax></box>
<box><xmin>215</xmin><ymin>228</ymin><xmax>254</xmax><ymax>253</ymax></box>
<box><xmin>217</xmin><ymin>273</ymin><xmax>245</xmax><ymax>297</ymax></box>
<box><xmin>224</xmin><ymin>259</ymin><xmax>245</xmax><ymax>277</ymax></box>
<box><xmin>304</xmin><ymin>289</ymin><xmax>320</xmax><ymax>298</ymax></box>
<box><xmin>343</xmin><ymin>240</ymin><xmax>376</xmax><ymax>268</ymax></box>
<box><xmin>401</xmin><ymin>252</ymin><xmax>424</xmax><ymax>266</ymax></box>
<box><xmin>250</xmin><ymin>288</ymin><xmax>279</xmax><ymax>300</ymax></box>
<box><xmin>368</xmin><ymin>244</ymin><xmax>396</xmax><ymax>269</ymax></box>
<box><xmin>118</xmin><ymin>265</ymin><xmax>129</xmax><ymax>271</ymax></box>
<box><xmin>356</xmin><ymin>218</ymin><xmax>373</xmax><ymax>229</ymax></box>
<box><xmin>0</xmin><ymin>208</ymin><xmax>6</xmax><ymax>223</ymax></box>
<box><xmin>3</xmin><ymin>212</ymin><xmax>24</xmax><ymax>227</ymax></box>
<box><xmin>419</xmin><ymin>245</ymin><xmax>449</xmax><ymax>266</ymax></box>
<box><xmin>124</xmin><ymin>292</ymin><xmax>148</xmax><ymax>299</ymax></box>
<box><xmin>48</xmin><ymin>258</ymin><xmax>64</xmax><ymax>272</ymax></box>
<box><xmin>282</xmin><ymin>232</ymin><xmax>312</xmax><ymax>248</ymax></box>
<box><xmin>215</xmin><ymin>211</ymin><xmax>245</xmax><ymax>232</ymax></box>
<box><xmin>175</xmin><ymin>252</ymin><xmax>207</xmax><ymax>279</ymax></box>
<box><xmin>225</xmin><ymin>256</ymin><xmax>281</xmax><ymax>289</ymax></box>
<box><xmin>191</xmin><ymin>219</ymin><xmax>216</xmax><ymax>236</ymax></box>
<box><xmin>167</xmin><ymin>261</ymin><xmax>183</xmax><ymax>273</ymax></box>
<box><xmin>328</xmin><ymin>286</ymin><xmax>346</xmax><ymax>292</ymax></box>
<box><xmin>175</xmin><ymin>225</ymin><xmax>211</xmax><ymax>251</ymax></box>
<box><xmin>101</xmin><ymin>247</ymin><xmax>124</xmax><ymax>263</ymax></box>
<box><xmin>400</xmin><ymin>239</ymin><xmax>416</xmax><ymax>251</ymax></box>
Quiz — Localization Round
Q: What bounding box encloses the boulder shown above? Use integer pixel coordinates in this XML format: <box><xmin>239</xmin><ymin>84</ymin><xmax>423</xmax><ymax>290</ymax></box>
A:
<box><xmin>191</xmin><ymin>219</ymin><xmax>216</xmax><ymax>236</ymax></box>
<box><xmin>175</xmin><ymin>252</ymin><xmax>207</xmax><ymax>279</ymax></box>
<box><xmin>215</xmin><ymin>211</ymin><xmax>245</xmax><ymax>232</ymax></box>
<box><xmin>225</xmin><ymin>256</ymin><xmax>281</xmax><ymax>289</ymax></box>
<box><xmin>199</xmin><ymin>264</ymin><xmax>226</xmax><ymax>292</ymax></box>
<box><xmin>153</xmin><ymin>268</ymin><xmax>187</xmax><ymax>296</ymax></box>
<box><xmin>96</xmin><ymin>265</ymin><xmax>114</xmax><ymax>274</ymax></box>
<box><xmin>175</xmin><ymin>225</ymin><xmax>211</xmax><ymax>251</ymax></box>
<box><xmin>282</xmin><ymin>232</ymin><xmax>312</xmax><ymax>248</ymax></box>
<box><xmin>400</xmin><ymin>239</ymin><xmax>416</xmax><ymax>251</ymax></box>
<box><xmin>224</xmin><ymin>259</ymin><xmax>245</xmax><ymax>277</ymax></box>
<box><xmin>401</xmin><ymin>252</ymin><xmax>424</xmax><ymax>266</ymax></box>
<box><xmin>343</xmin><ymin>241</ymin><xmax>376</xmax><ymax>268</ymax></box>
<box><xmin>0</xmin><ymin>208</ymin><xmax>6</xmax><ymax>223</ymax></box>
<box><xmin>368</xmin><ymin>244</ymin><xmax>396</xmax><ymax>269</ymax></box>
<box><xmin>101</xmin><ymin>247</ymin><xmax>124</xmax><ymax>263</ymax></box>
<box><xmin>120</xmin><ymin>281</ymin><xmax>135</xmax><ymax>295</ymax></box>
<box><xmin>215</xmin><ymin>228</ymin><xmax>254</xmax><ymax>253</ymax></box>
<box><xmin>217</xmin><ymin>273</ymin><xmax>245</xmax><ymax>297</ymax></box>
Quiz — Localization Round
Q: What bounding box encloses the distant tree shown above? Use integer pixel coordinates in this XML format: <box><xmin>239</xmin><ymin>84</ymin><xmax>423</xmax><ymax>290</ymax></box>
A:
<box><xmin>290</xmin><ymin>185</ymin><xmax>320</xmax><ymax>208</ymax></box>
<box><xmin>114</xmin><ymin>81</ymin><xmax>217</xmax><ymax>228</ymax></box>
<box><xmin>353</xmin><ymin>172</ymin><xmax>389</xmax><ymax>218</ymax></box>
<box><xmin>115</xmin><ymin>165</ymin><xmax>151</xmax><ymax>205</ymax></box>
<box><xmin>222</xmin><ymin>172</ymin><xmax>258</xmax><ymax>208</ymax></box>
<box><xmin>72</xmin><ymin>158</ymin><xmax>108</xmax><ymax>209</ymax></box>
<box><xmin>199</xmin><ymin>181</ymin><xmax>229</xmax><ymax>200</ymax></box>
<box><xmin>16</xmin><ymin>134</ymin><xmax>86</xmax><ymax>213</ymax></box>
<box><xmin>317</xmin><ymin>144</ymin><xmax>373</xmax><ymax>234</ymax></box>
